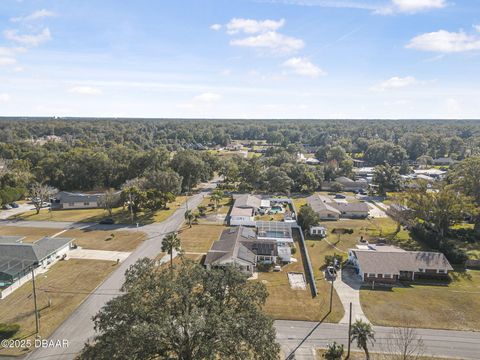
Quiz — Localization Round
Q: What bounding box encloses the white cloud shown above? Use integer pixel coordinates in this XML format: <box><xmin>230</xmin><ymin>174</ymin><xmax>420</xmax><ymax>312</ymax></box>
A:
<box><xmin>68</xmin><ymin>86</ymin><xmax>103</xmax><ymax>95</ymax></box>
<box><xmin>0</xmin><ymin>93</ymin><xmax>11</xmax><ymax>102</ymax></box>
<box><xmin>4</xmin><ymin>28</ymin><xmax>51</xmax><ymax>46</ymax></box>
<box><xmin>210</xmin><ymin>24</ymin><xmax>222</xmax><ymax>31</ymax></box>
<box><xmin>193</xmin><ymin>92</ymin><xmax>222</xmax><ymax>103</ymax></box>
<box><xmin>230</xmin><ymin>31</ymin><xmax>304</xmax><ymax>54</ymax></box>
<box><xmin>371</xmin><ymin>76</ymin><xmax>417</xmax><ymax>91</ymax></box>
<box><xmin>11</xmin><ymin>9</ymin><xmax>56</xmax><ymax>22</ymax></box>
<box><xmin>282</xmin><ymin>57</ymin><xmax>326</xmax><ymax>77</ymax></box>
<box><xmin>226</xmin><ymin>18</ymin><xmax>285</xmax><ymax>34</ymax></box>
<box><xmin>0</xmin><ymin>57</ymin><xmax>17</xmax><ymax>66</ymax></box>
<box><xmin>406</xmin><ymin>29</ymin><xmax>480</xmax><ymax>53</ymax></box>
<box><xmin>258</xmin><ymin>0</ymin><xmax>447</xmax><ymax>14</ymax></box>
<box><xmin>391</xmin><ymin>0</ymin><xmax>446</xmax><ymax>13</ymax></box>
<box><xmin>475</xmin><ymin>25</ymin><xmax>480</xmax><ymax>32</ymax></box>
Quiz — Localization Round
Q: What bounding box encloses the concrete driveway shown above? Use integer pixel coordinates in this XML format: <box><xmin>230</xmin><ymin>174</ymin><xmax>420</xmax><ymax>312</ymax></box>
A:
<box><xmin>333</xmin><ymin>268</ymin><xmax>369</xmax><ymax>324</ymax></box>
<box><xmin>0</xmin><ymin>203</ymin><xmax>35</xmax><ymax>220</ymax></box>
<box><xmin>367</xmin><ymin>202</ymin><xmax>388</xmax><ymax>218</ymax></box>
<box><xmin>68</xmin><ymin>248</ymin><xmax>131</xmax><ymax>262</ymax></box>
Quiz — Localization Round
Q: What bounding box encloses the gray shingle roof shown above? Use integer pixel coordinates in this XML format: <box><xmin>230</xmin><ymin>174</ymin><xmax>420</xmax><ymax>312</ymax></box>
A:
<box><xmin>307</xmin><ymin>194</ymin><xmax>341</xmax><ymax>214</ymax></box>
<box><xmin>352</xmin><ymin>250</ymin><xmax>453</xmax><ymax>275</ymax></box>
<box><xmin>233</xmin><ymin>194</ymin><xmax>262</xmax><ymax>209</ymax></box>
<box><xmin>53</xmin><ymin>191</ymin><xmax>104</xmax><ymax>203</ymax></box>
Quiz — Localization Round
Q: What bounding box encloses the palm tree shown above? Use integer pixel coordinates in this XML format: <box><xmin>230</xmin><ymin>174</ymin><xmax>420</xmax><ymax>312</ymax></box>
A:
<box><xmin>161</xmin><ymin>232</ymin><xmax>181</xmax><ymax>269</ymax></box>
<box><xmin>209</xmin><ymin>189</ymin><xmax>224</xmax><ymax>212</ymax></box>
<box><xmin>184</xmin><ymin>210</ymin><xmax>194</xmax><ymax>227</ymax></box>
<box><xmin>350</xmin><ymin>320</ymin><xmax>375</xmax><ymax>360</ymax></box>
<box><xmin>323</xmin><ymin>342</ymin><xmax>343</xmax><ymax>360</ymax></box>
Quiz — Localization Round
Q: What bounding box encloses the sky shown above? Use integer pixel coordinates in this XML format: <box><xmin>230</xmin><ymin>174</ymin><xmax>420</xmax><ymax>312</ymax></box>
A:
<box><xmin>0</xmin><ymin>0</ymin><xmax>479</xmax><ymax>119</ymax></box>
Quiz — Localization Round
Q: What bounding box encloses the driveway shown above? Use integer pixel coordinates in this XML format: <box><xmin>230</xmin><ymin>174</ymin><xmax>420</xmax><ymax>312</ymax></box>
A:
<box><xmin>68</xmin><ymin>248</ymin><xmax>131</xmax><ymax>262</ymax></box>
<box><xmin>333</xmin><ymin>268</ymin><xmax>369</xmax><ymax>324</ymax></box>
<box><xmin>0</xmin><ymin>203</ymin><xmax>35</xmax><ymax>220</ymax></box>
<box><xmin>367</xmin><ymin>202</ymin><xmax>388</xmax><ymax>218</ymax></box>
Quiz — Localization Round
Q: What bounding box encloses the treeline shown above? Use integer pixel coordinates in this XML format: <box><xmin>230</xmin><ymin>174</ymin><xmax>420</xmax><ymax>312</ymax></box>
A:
<box><xmin>1</xmin><ymin>118</ymin><xmax>479</xmax><ymax>161</ymax></box>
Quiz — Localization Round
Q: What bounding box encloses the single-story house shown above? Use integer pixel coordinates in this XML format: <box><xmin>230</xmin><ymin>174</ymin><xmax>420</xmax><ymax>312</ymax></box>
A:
<box><xmin>336</xmin><ymin>202</ymin><xmax>369</xmax><ymax>219</ymax></box>
<box><xmin>229</xmin><ymin>194</ymin><xmax>263</xmax><ymax>226</ymax></box>
<box><xmin>333</xmin><ymin>177</ymin><xmax>368</xmax><ymax>191</ymax></box>
<box><xmin>433</xmin><ymin>157</ymin><xmax>456</xmax><ymax>166</ymax></box>
<box><xmin>309</xmin><ymin>225</ymin><xmax>327</xmax><ymax>237</ymax></box>
<box><xmin>205</xmin><ymin>222</ymin><xmax>294</xmax><ymax>275</ymax></box>
<box><xmin>348</xmin><ymin>244</ymin><xmax>453</xmax><ymax>284</ymax></box>
<box><xmin>307</xmin><ymin>194</ymin><xmax>369</xmax><ymax>220</ymax></box>
<box><xmin>50</xmin><ymin>191</ymin><xmax>105</xmax><ymax>210</ymax></box>
<box><xmin>307</xmin><ymin>194</ymin><xmax>341</xmax><ymax>220</ymax></box>
<box><xmin>413</xmin><ymin>169</ymin><xmax>446</xmax><ymax>180</ymax></box>
<box><xmin>0</xmin><ymin>236</ymin><xmax>74</xmax><ymax>296</ymax></box>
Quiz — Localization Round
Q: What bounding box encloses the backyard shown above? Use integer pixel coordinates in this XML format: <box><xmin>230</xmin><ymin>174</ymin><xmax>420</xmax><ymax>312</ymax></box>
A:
<box><xmin>258</xmin><ymin>239</ymin><xmax>344</xmax><ymax>323</ymax></box>
<box><xmin>360</xmin><ymin>270</ymin><xmax>480</xmax><ymax>331</ymax></box>
<box><xmin>0</xmin><ymin>259</ymin><xmax>116</xmax><ymax>356</ymax></box>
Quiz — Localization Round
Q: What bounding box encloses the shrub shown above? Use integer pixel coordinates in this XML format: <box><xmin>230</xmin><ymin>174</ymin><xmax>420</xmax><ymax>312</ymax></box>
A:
<box><xmin>324</xmin><ymin>253</ymin><xmax>344</xmax><ymax>268</ymax></box>
<box><xmin>257</xmin><ymin>262</ymin><xmax>274</xmax><ymax>272</ymax></box>
<box><xmin>291</xmin><ymin>246</ymin><xmax>297</xmax><ymax>255</ymax></box>
<box><xmin>0</xmin><ymin>323</ymin><xmax>20</xmax><ymax>340</ymax></box>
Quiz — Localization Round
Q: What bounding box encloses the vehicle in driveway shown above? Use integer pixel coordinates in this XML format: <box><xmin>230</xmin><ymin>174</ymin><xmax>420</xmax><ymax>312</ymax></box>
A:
<box><xmin>10</xmin><ymin>202</ymin><xmax>20</xmax><ymax>208</ymax></box>
<box><xmin>2</xmin><ymin>204</ymin><xmax>12</xmax><ymax>210</ymax></box>
<box><xmin>326</xmin><ymin>266</ymin><xmax>337</xmax><ymax>279</ymax></box>
<box><xmin>334</xmin><ymin>194</ymin><xmax>346</xmax><ymax>199</ymax></box>
<box><xmin>99</xmin><ymin>218</ymin><xmax>115</xmax><ymax>225</ymax></box>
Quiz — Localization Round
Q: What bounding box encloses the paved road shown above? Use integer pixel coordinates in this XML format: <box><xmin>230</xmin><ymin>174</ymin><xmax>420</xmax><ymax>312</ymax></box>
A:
<box><xmin>24</xmin><ymin>190</ymin><xmax>208</xmax><ymax>360</ymax></box>
<box><xmin>0</xmin><ymin>203</ymin><xmax>35</xmax><ymax>220</ymax></box>
<box><xmin>277</xmin><ymin>320</ymin><xmax>480</xmax><ymax>360</ymax></box>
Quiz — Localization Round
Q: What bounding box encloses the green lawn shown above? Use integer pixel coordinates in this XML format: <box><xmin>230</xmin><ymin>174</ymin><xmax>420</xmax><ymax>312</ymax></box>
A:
<box><xmin>258</xmin><ymin>240</ymin><xmax>344</xmax><ymax>323</ymax></box>
<box><xmin>360</xmin><ymin>270</ymin><xmax>480</xmax><ymax>331</ymax></box>
<box><xmin>177</xmin><ymin>224</ymin><xmax>224</xmax><ymax>253</ymax></box>
<box><xmin>0</xmin><ymin>259</ymin><xmax>116</xmax><ymax>356</ymax></box>
<box><xmin>11</xmin><ymin>196</ymin><xmax>187</xmax><ymax>225</ymax></box>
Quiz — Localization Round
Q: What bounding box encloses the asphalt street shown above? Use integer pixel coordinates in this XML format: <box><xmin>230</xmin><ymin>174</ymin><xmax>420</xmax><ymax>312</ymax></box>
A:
<box><xmin>22</xmin><ymin>190</ymin><xmax>208</xmax><ymax>360</ymax></box>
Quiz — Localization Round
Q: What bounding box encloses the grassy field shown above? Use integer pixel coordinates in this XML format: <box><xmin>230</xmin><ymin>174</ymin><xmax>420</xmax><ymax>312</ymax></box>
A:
<box><xmin>316</xmin><ymin>349</ymin><xmax>455</xmax><ymax>360</ymax></box>
<box><xmin>0</xmin><ymin>226</ymin><xmax>59</xmax><ymax>242</ymax></box>
<box><xmin>62</xmin><ymin>228</ymin><xmax>146</xmax><ymax>252</ymax></box>
<box><xmin>11</xmin><ymin>196</ymin><xmax>187</xmax><ymax>225</ymax></box>
<box><xmin>177</xmin><ymin>224</ymin><xmax>224</xmax><ymax>253</ymax></box>
<box><xmin>259</xmin><ymin>240</ymin><xmax>344</xmax><ymax>323</ymax></box>
<box><xmin>0</xmin><ymin>259</ymin><xmax>116</xmax><ymax>356</ymax></box>
<box><xmin>360</xmin><ymin>270</ymin><xmax>480</xmax><ymax>331</ymax></box>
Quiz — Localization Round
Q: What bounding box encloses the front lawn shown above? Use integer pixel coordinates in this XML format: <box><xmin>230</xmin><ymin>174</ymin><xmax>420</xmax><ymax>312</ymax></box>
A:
<box><xmin>61</xmin><ymin>229</ymin><xmax>146</xmax><ymax>252</ymax></box>
<box><xmin>11</xmin><ymin>196</ymin><xmax>187</xmax><ymax>225</ymax></box>
<box><xmin>0</xmin><ymin>259</ymin><xmax>116</xmax><ymax>356</ymax></box>
<box><xmin>360</xmin><ymin>270</ymin><xmax>480</xmax><ymax>331</ymax></box>
<box><xmin>177</xmin><ymin>224</ymin><xmax>224</xmax><ymax>253</ymax></box>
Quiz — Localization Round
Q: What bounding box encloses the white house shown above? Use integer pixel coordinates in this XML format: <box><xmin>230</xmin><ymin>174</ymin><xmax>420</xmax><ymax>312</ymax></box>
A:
<box><xmin>309</xmin><ymin>225</ymin><xmax>327</xmax><ymax>237</ymax></box>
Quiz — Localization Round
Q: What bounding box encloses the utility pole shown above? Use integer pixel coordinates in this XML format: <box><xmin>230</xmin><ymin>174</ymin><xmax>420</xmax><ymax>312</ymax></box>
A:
<box><xmin>329</xmin><ymin>277</ymin><xmax>334</xmax><ymax>313</ymax></box>
<box><xmin>31</xmin><ymin>268</ymin><xmax>40</xmax><ymax>336</ymax></box>
<box><xmin>347</xmin><ymin>302</ymin><xmax>352</xmax><ymax>359</ymax></box>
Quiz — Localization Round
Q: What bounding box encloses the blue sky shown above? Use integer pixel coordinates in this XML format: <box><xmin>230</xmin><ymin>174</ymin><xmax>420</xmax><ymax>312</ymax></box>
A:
<box><xmin>0</xmin><ymin>0</ymin><xmax>479</xmax><ymax>118</ymax></box>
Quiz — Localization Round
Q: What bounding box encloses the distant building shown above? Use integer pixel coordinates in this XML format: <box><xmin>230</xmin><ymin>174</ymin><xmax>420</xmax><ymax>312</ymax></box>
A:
<box><xmin>348</xmin><ymin>244</ymin><xmax>453</xmax><ymax>284</ymax></box>
<box><xmin>323</xmin><ymin>177</ymin><xmax>368</xmax><ymax>192</ymax></box>
<box><xmin>309</xmin><ymin>225</ymin><xmax>327</xmax><ymax>237</ymax></box>
<box><xmin>433</xmin><ymin>157</ymin><xmax>456</xmax><ymax>166</ymax></box>
<box><xmin>229</xmin><ymin>194</ymin><xmax>262</xmax><ymax>226</ymax></box>
<box><xmin>307</xmin><ymin>194</ymin><xmax>369</xmax><ymax>220</ymax></box>
<box><xmin>50</xmin><ymin>191</ymin><xmax>108</xmax><ymax>210</ymax></box>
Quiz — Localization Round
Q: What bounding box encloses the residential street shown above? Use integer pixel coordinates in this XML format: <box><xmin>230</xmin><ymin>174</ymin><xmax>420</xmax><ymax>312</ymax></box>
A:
<box><xmin>23</xmin><ymin>189</ymin><xmax>209</xmax><ymax>360</ymax></box>
<box><xmin>277</xmin><ymin>320</ymin><xmax>480</xmax><ymax>360</ymax></box>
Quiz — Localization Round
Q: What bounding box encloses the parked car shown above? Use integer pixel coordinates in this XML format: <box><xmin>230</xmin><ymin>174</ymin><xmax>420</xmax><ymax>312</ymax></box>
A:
<box><xmin>2</xmin><ymin>204</ymin><xmax>12</xmax><ymax>210</ymax></box>
<box><xmin>99</xmin><ymin>218</ymin><xmax>115</xmax><ymax>225</ymax></box>
<box><xmin>10</xmin><ymin>202</ymin><xmax>20</xmax><ymax>208</ymax></box>
<box><xmin>326</xmin><ymin>266</ymin><xmax>337</xmax><ymax>278</ymax></box>
<box><xmin>334</xmin><ymin>194</ymin><xmax>346</xmax><ymax>199</ymax></box>
<box><xmin>273</xmin><ymin>265</ymin><xmax>282</xmax><ymax>272</ymax></box>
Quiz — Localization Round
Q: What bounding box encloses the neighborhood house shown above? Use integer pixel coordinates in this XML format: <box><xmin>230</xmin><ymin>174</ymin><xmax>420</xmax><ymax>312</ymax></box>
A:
<box><xmin>348</xmin><ymin>244</ymin><xmax>453</xmax><ymax>284</ymax></box>
<box><xmin>0</xmin><ymin>235</ymin><xmax>74</xmax><ymax>298</ymax></box>
<box><xmin>204</xmin><ymin>221</ymin><xmax>294</xmax><ymax>275</ymax></box>
<box><xmin>307</xmin><ymin>194</ymin><xmax>369</xmax><ymax>220</ymax></box>
<box><xmin>50</xmin><ymin>191</ymin><xmax>104</xmax><ymax>210</ymax></box>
